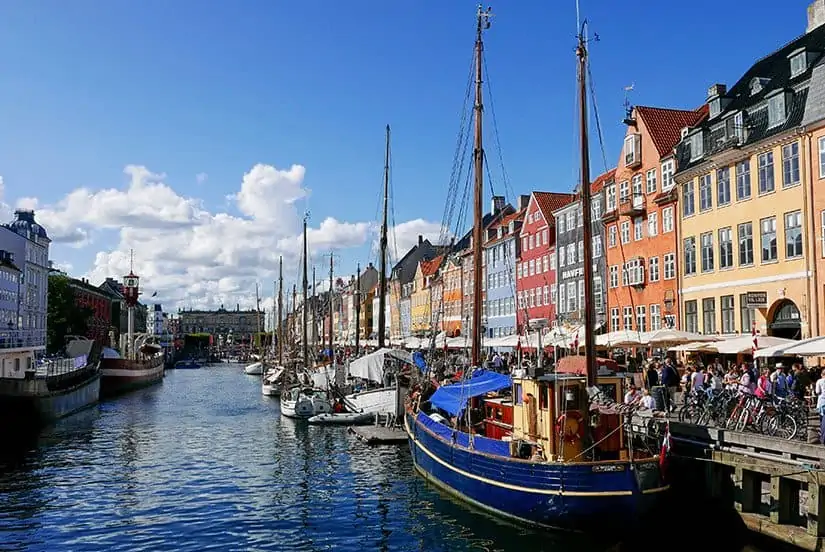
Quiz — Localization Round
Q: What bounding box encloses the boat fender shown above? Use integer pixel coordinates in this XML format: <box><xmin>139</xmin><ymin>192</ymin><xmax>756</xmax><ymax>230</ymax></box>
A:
<box><xmin>555</xmin><ymin>411</ymin><xmax>583</xmax><ymax>443</ymax></box>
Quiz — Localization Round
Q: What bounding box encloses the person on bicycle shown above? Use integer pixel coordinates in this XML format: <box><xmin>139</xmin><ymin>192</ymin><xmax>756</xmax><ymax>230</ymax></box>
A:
<box><xmin>755</xmin><ymin>367</ymin><xmax>773</xmax><ymax>399</ymax></box>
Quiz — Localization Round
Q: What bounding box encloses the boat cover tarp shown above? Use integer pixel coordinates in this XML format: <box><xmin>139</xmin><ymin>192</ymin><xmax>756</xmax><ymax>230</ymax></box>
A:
<box><xmin>412</xmin><ymin>351</ymin><xmax>428</xmax><ymax>373</ymax></box>
<box><xmin>348</xmin><ymin>348</ymin><xmax>415</xmax><ymax>383</ymax></box>
<box><xmin>415</xmin><ymin>411</ymin><xmax>510</xmax><ymax>457</ymax></box>
<box><xmin>429</xmin><ymin>369</ymin><xmax>511</xmax><ymax>417</ymax></box>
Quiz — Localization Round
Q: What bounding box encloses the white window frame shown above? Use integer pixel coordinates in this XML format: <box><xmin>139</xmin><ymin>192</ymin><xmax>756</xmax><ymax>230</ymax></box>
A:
<box><xmin>646</xmin><ymin>168</ymin><xmax>657</xmax><ymax>194</ymax></box>
<box><xmin>648</xmin><ymin>212</ymin><xmax>658</xmax><ymax>236</ymax></box>
<box><xmin>649</xmin><ymin>256</ymin><xmax>660</xmax><ymax>282</ymax></box>
<box><xmin>661</xmin><ymin>160</ymin><xmax>675</xmax><ymax>191</ymax></box>
<box><xmin>620</xmin><ymin>221</ymin><xmax>630</xmax><ymax>244</ymax></box>
<box><xmin>664</xmin><ymin>253</ymin><xmax>676</xmax><ymax>280</ymax></box>
<box><xmin>633</xmin><ymin>217</ymin><xmax>644</xmax><ymax>241</ymax></box>
<box><xmin>662</xmin><ymin>207</ymin><xmax>674</xmax><ymax>233</ymax></box>
<box><xmin>625</xmin><ymin>258</ymin><xmax>645</xmax><ymax>286</ymax></box>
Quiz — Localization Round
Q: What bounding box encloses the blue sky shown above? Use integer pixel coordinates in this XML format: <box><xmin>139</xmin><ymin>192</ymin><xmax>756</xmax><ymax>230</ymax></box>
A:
<box><xmin>0</xmin><ymin>0</ymin><xmax>812</xmax><ymax>306</ymax></box>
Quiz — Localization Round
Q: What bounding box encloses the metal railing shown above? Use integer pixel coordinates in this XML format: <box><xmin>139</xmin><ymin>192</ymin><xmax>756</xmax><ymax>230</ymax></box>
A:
<box><xmin>35</xmin><ymin>355</ymin><xmax>89</xmax><ymax>378</ymax></box>
<box><xmin>0</xmin><ymin>329</ymin><xmax>46</xmax><ymax>349</ymax></box>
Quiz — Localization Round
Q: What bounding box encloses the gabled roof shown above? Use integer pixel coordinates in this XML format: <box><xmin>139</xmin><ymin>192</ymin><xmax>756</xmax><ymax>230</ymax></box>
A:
<box><xmin>590</xmin><ymin>168</ymin><xmax>616</xmax><ymax>193</ymax></box>
<box><xmin>421</xmin><ymin>255</ymin><xmax>443</xmax><ymax>277</ymax></box>
<box><xmin>636</xmin><ymin>106</ymin><xmax>708</xmax><ymax>157</ymax></box>
<box><xmin>533</xmin><ymin>192</ymin><xmax>576</xmax><ymax>223</ymax></box>
<box><xmin>452</xmin><ymin>205</ymin><xmax>514</xmax><ymax>252</ymax></box>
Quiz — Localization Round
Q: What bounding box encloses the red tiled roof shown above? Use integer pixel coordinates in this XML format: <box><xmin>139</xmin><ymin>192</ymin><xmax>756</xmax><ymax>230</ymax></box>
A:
<box><xmin>636</xmin><ymin>105</ymin><xmax>709</xmax><ymax>157</ymax></box>
<box><xmin>533</xmin><ymin>192</ymin><xmax>576</xmax><ymax>223</ymax></box>
<box><xmin>590</xmin><ymin>168</ymin><xmax>616</xmax><ymax>193</ymax></box>
<box><xmin>421</xmin><ymin>255</ymin><xmax>443</xmax><ymax>277</ymax></box>
<box><xmin>485</xmin><ymin>209</ymin><xmax>525</xmax><ymax>245</ymax></box>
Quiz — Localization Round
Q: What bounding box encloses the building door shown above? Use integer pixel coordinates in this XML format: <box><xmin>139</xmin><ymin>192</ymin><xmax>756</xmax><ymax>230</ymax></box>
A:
<box><xmin>767</xmin><ymin>299</ymin><xmax>802</xmax><ymax>340</ymax></box>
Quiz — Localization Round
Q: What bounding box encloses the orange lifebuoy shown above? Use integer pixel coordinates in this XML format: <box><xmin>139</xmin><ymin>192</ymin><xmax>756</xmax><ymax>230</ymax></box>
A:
<box><xmin>555</xmin><ymin>411</ymin><xmax>584</xmax><ymax>443</ymax></box>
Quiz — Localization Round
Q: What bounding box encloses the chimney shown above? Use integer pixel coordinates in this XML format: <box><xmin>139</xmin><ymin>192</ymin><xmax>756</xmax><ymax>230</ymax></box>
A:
<box><xmin>236</xmin><ymin>303</ymin><xmax>240</xmax><ymax>311</ymax></box>
<box><xmin>518</xmin><ymin>194</ymin><xmax>530</xmax><ymax>211</ymax></box>
<box><xmin>809</xmin><ymin>0</ymin><xmax>825</xmax><ymax>32</ymax></box>
<box><xmin>418</xmin><ymin>235</ymin><xmax>423</xmax><ymax>245</ymax></box>
<box><xmin>706</xmin><ymin>83</ymin><xmax>726</xmax><ymax>100</ymax></box>
<box><xmin>368</xmin><ymin>262</ymin><xmax>374</xmax><ymax>270</ymax></box>
<box><xmin>491</xmin><ymin>195</ymin><xmax>505</xmax><ymax>214</ymax></box>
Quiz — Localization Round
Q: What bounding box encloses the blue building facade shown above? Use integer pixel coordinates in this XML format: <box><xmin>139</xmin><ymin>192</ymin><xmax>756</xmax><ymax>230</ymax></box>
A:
<box><xmin>0</xmin><ymin>251</ymin><xmax>21</xmax><ymax>330</ymax></box>
<box><xmin>483</xmin><ymin>197</ymin><xmax>527</xmax><ymax>338</ymax></box>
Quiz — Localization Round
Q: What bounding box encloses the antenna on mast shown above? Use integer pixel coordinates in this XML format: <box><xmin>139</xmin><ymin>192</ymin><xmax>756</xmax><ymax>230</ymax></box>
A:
<box><xmin>623</xmin><ymin>83</ymin><xmax>636</xmax><ymax>124</ymax></box>
<box><xmin>477</xmin><ymin>4</ymin><xmax>493</xmax><ymax>29</ymax></box>
<box><xmin>129</xmin><ymin>249</ymin><xmax>134</xmax><ymax>273</ymax></box>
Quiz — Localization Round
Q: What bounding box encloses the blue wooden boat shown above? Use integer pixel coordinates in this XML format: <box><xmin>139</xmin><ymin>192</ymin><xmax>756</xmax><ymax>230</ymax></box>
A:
<box><xmin>173</xmin><ymin>359</ymin><xmax>201</xmax><ymax>370</ymax></box>
<box><xmin>405</xmin><ymin>371</ymin><xmax>668</xmax><ymax>532</ymax></box>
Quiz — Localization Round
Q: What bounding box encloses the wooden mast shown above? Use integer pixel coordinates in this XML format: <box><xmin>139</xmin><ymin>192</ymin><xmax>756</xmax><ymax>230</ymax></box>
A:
<box><xmin>355</xmin><ymin>263</ymin><xmax>361</xmax><ymax>356</ymax></box>
<box><xmin>378</xmin><ymin>124</ymin><xmax>390</xmax><ymax>350</ymax></box>
<box><xmin>328</xmin><ymin>252</ymin><xmax>334</xmax><ymax>359</ymax></box>
<box><xmin>576</xmin><ymin>26</ymin><xmax>597</xmax><ymax>386</ymax></box>
<box><xmin>302</xmin><ymin>215</ymin><xmax>309</xmax><ymax>369</ymax></box>
<box><xmin>278</xmin><ymin>256</ymin><xmax>283</xmax><ymax>366</ymax></box>
<box><xmin>471</xmin><ymin>5</ymin><xmax>492</xmax><ymax>367</ymax></box>
<box><xmin>255</xmin><ymin>282</ymin><xmax>261</xmax><ymax>362</ymax></box>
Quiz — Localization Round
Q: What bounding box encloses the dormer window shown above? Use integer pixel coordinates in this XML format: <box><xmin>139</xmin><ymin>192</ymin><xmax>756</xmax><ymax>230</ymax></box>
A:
<box><xmin>624</xmin><ymin>133</ymin><xmax>641</xmax><ymax>167</ymax></box>
<box><xmin>789</xmin><ymin>49</ymin><xmax>808</xmax><ymax>78</ymax></box>
<box><xmin>750</xmin><ymin>77</ymin><xmax>770</xmax><ymax>96</ymax></box>
<box><xmin>709</xmin><ymin>99</ymin><xmax>721</xmax><ymax>118</ymax></box>
<box><xmin>689</xmin><ymin>132</ymin><xmax>704</xmax><ymax>161</ymax></box>
<box><xmin>767</xmin><ymin>92</ymin><xmax>787</xmax><ymax>128</ymax></box>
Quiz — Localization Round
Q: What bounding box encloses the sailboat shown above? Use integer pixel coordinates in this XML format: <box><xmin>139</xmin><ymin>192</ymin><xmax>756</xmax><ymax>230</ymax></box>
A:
<box><xmin>281</xmin><ymin>214</ymin><xmax>332</xmax><ymax>419</ymax></box>
<box><xmin>403</xmin><ymin>8</ymin><xmax>668</xmax><ymax>533</ymax></box>
<box><xmin>263</xmin><ymin>257</ymin><xmax>286</xmax><ymax>396</ymax></box>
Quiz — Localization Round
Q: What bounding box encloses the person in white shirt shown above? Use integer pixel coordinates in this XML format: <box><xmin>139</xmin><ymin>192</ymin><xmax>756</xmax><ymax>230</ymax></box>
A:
<box><xmin>690</xmin><ymin>366</ymin><xmax>705</xmax><ymax>392</ymax></box>
<box><xmin>640</xmin><ymin>388</ymin><xmax>656</xmax><ymax>410</ymax></box>
<box><xmin>624</xmin><ymin>383</ymin><xmax>641</xmax><ymax>405</ymax></box>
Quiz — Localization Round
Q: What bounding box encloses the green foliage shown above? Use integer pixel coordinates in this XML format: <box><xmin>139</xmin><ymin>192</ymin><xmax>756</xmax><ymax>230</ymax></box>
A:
<box><xmin>47</xmin><ymin>275</ymin><xmax>94</xmax><ymax>354</ymax></box>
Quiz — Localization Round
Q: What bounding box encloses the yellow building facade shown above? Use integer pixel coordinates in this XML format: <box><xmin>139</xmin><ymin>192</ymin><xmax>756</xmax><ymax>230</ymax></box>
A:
<box><xmin>677</xmin><ymin>133</ymin><xmax>813</xmax><ymax>340</ymax></box>
<box><xmin>410</xmin><ymin>263</ymin><xmax>430</xmax><ymax>335</ymax></box>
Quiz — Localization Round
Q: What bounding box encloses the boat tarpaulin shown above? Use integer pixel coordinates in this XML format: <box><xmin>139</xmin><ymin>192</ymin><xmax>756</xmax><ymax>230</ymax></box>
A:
<box><xmin>348</xmin><ymin>348</ymin><xmax>393</xmax><ymax>383</ymax></box>
<box><xmin>430</xmin><ymin>370</ymin><xmax>511</xmax><ymax>416</ymax></box>
<box><xmin>412</xmin><ymin>351</ymin><xmax>428</xmax><ymax>373</ymax></box>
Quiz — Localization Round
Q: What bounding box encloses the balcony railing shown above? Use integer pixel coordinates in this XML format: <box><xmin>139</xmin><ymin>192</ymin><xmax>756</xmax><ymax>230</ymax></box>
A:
<box><xmin>35</xmin><ymin>355</ymin><xmax>90</xmax><ymax>378</ymax></box>
<box><xmin>619</xmin><ymin>194</ymin><xmax>646</xmax><ymax>217</ymax></box>
<box><xmin>0</xmin><ymin>329</ymin><xmax>46</xmax><ymax>350</ymax></box>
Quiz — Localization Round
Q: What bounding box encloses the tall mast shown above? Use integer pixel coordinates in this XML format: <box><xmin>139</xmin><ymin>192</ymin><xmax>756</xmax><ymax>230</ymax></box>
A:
<box><xmin>292</xmin><ymin>284</ymin><xmax>297</xmax><ymax>348</ymax></box>
<box><xmin>328</xmin><ymin>253</ymin><xmax>334</xmax><ymax>358</ymax></box>
<box><xmin>278</xmin><ymin>256</ymin><xmax>283</xmax><ymax>366</ymax></box>
<box><xmin>355</xmin><ymin>263</ymin><xmax>361</xmax><ymax>356</ymax></box>
<box><xmin>312</xmin><ymin>265</ymin><xmax>317</xmax><ymax>351</ymax></box>
<box><xmin>577</xmin><ymin>26</ymin><xmax>597</xmax><ymax>386</ymax></box>
<box><xmin>302</xmin><ymin>215</ymin><xmax>309</xmax><ymax>368</ymax></box>
<box><xmin>255</xmin><ymin>282</ymin><xmax>261</xmax><ymax>356</ymax></box>
<box><xmin>471</xmin><ymin>5</ymin><xmax>492</xmax><ymax>366</ymax></box>
<box><xmin>378</xmin><ymin>124</ymin><xmax>390</xmax><ymax>350</ymax></box>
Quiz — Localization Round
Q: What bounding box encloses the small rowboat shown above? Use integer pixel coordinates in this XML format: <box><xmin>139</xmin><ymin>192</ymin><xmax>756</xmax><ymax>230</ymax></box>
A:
<box><xmin>307</xmin><ymin>412</ymin><xmax>373</xmax><ymax>425</ymax></box>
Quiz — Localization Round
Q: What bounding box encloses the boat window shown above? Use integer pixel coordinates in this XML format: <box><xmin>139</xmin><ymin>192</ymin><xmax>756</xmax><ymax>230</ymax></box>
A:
<box><xmin>539</xmin><ymin>384</ymin><xmax>549</xmax><ymax>410</ymax></box>
<box><xmin>495</xmin><ymin>408</ymin><xmax>502</xmax><ymax>421</ymax></box>
<box><xmin>559</xmin><ymin>383</ymin><xmax>583</xmax><ymax>411</ymax></box>
<box><xmin>514</xmin><ymin>384</ymin><xmax>523</xmax><ymax>405</ymax></box>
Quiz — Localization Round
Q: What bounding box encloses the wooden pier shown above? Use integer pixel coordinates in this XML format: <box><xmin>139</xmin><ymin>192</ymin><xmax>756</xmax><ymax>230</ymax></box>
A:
<box><xmin>645</xmin><ymin>418</ymin><xmax>825</xmax><ymax>551</ymax></box>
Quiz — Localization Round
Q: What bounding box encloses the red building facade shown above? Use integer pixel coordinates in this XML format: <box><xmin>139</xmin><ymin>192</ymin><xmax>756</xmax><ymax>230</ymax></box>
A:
<box><xmin>516</xmin><ymin>192</ymin><xmax>575</xmax><ymax>333</ymax></box>
<box><xmin>70</xmin><ymin>277</ymin><xmax>114</xmax><ymax>346</ymax></box>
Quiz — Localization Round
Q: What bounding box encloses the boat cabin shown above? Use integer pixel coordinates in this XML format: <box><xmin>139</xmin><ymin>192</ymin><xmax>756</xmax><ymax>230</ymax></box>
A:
<box><xmin>481</xmin><ymin>397</ymin><xmax>513</xmax><ymax>439</ymax></box>
<box><xmin>510</xmin><ymin>373</ymin><xmax>627</xmax><ymax>462</ymax></box>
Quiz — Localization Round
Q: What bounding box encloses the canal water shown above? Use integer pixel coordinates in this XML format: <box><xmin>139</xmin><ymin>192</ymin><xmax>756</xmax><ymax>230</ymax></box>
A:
<box><xmin>0</xmin><ymin>366</ymin><xmax>755</xmax><ymax>551</ymax></box>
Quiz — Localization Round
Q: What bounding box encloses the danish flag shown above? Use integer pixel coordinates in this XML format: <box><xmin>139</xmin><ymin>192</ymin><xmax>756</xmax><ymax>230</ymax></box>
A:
<box><xmin>571</xmin><ymin>332</ymin><xmax>579</xmax><ymax>351</ymax></box>
<box><xmin>752</xmin><ymin>321</ymin><xmax>758</xmax><ymax>355</ymax></box>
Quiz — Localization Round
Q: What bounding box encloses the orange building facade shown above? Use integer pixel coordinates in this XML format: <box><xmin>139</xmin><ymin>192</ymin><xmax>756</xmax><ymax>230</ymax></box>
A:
<box><xmin>604</xmin><ymin>105</ymin><xmax>707</xmax><ymax>333</ymax></box>
<box><xmin>439</xmin><ymin>255</ymin><xmax>463</xmax><ymax>336</ymax></box>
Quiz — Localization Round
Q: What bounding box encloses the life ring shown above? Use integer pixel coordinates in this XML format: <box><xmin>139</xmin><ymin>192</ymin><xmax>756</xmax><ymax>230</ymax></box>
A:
<box><xmin>555</xmin><ymin>411</ymin><xmax>584</xmax><ymax>443</ymax></box>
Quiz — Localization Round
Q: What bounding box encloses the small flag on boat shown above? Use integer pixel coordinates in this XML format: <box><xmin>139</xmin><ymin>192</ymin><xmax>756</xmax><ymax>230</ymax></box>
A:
<box><xmin>571</xmin><ymin>332</ymin><xmax>579</xmax><ymax>350</ymax></box>
<box><xmin>659</xmin><ymin>420</ymin><xmax>672</xmax><ymax>479</ymax></box>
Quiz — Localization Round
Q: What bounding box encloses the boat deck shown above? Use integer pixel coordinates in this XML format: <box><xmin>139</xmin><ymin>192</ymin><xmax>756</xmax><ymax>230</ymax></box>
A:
<box><xmin>348</xmin><ymin>425</ymin><xmax>407</xmax><ymax>445</ymax></box>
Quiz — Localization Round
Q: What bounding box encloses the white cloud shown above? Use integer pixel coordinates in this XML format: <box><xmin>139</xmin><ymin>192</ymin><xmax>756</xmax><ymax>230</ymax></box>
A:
<box><xmin>20</xmin><ymin>163</ymin><xmax>440</xmax><ymax>314</ymax></box>
<box><xmin>388</xmin><ymin>218</ymin><xmax>447</xmax><ymax>261</ymax></box>
<box><xmin>195</xmin><ymin>172</ymin><xmax>208</xmax><ymax>184</ymax></box>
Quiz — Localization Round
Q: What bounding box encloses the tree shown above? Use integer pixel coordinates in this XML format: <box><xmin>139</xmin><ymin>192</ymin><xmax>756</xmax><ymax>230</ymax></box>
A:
<box><xmin>47</xmin><ymin>274</ymin><xmax>94</xmax><ymax>354</ymax></box>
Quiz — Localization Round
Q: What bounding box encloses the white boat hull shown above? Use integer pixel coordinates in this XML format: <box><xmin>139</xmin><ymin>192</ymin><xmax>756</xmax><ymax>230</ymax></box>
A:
<box><xmin>261</xmin><ymin>383</ymin><xmax>279</xmax><ymax>396</ymax></box>
<box><xmin>281</xmin><ymin>388</ymin><xmax>331</xmax><ymax>418</ymax></box>
<box><xmin>308</xmin><ymin>412</ymin><xmax>373</xmax><ymax>425</ymax></box>
<box><xmin>244</xmin><ymin>362</ymin><xmax>263</xmax><ymax>375</ymax></box>
<box><xmin>346</xmin><ymin>386</ymin><xmax>398</xmax><ymax>416</ymax></box>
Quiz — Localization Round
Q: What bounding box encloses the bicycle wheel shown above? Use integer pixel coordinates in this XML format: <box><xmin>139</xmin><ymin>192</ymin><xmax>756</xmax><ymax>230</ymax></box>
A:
<box><xmin>679</xmin><ymin>403</ymin><xmax>701</xmax><ymax>424</ymax></box>
<box><xmin>735</xmin><ymin>407</ymin><xmax>749</xmax><ymax>432</ymax></box>
<box><xmin>767</xmin><ymin>414</ymin><xmax>798</xmax><ymax>440</ymax></box>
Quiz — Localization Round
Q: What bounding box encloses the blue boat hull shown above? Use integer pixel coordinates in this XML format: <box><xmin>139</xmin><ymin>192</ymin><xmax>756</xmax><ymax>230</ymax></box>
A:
<box><xmin>405</xmin><ymin>411</ymin><xmax>667</xmax><ymax>532</ymax></box>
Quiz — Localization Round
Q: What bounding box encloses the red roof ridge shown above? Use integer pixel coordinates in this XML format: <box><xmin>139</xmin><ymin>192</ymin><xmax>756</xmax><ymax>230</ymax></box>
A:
<box><xmin>421</xmin><ymin>255</ymin><xmax>444</xmax><ymax>276</ymax></box>
<box><xmin>533</xmin><ymin>192</ymin><xmax>576</xmax><ymax>223</ymax></box>
<box><xmin>635</xmin><ymin>105</ymin><xmax>709</xmax><ymax>157</ymax></box>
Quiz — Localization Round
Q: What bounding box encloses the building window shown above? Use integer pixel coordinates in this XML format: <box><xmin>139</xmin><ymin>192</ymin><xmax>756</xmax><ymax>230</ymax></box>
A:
<box><xmin>606</xmin><ymin>183</ymin><xmax>616</xmax><ymax>211</ymax></box>
<box><xmin>558</xmin><ymin>286</ymin><xmax>565</xmax><ymax>312</ymax></box>
<box><xmin>702</xmin><ymin>298</ymin><xmax>716</xmax><ymax>334</ymax></box>
<box><xmin>650</xmin><ymin>304</ymin><xmax>661</xmax><ymax>331</ymax></box>
<box><xmin>551</xmin><ymin>284</ymin><xmax>557</xmax><ymax>304</ymax></box>
<box><xmin>740</xmin><ymin>294</ymin><xmax>755</xmax><ymax>334</ymax></box>
<box><xmin>721</xmin><ymin>295</ymin><xmax>735</xmax><ymax>333</ymax></box>
<box><xmin>717</xmin><ymin>167</ymin><xmax>731</xmax><ymax>206</ymax></box>
<box><xmin>610</xmin><ymin>308</ymin><xmax>619</xmax><ymax>331</ymax></box>
<box><xmin>767</xmin><ymin>93</ymin><xmax>786</xmax><ymax>128</ymax></box>
<box><xmin>790</xmin><ymin>51</ymin><xmax>807</xmax><ymax>77</ymax></box>
<box><xmin>594</xmin><ymin>277</ymin><xmax>603</xmax><ymax>314</ymax></box>
<box><xmin>577</xmin><ymin>241</ymin><xmax>584</xmax><ymax>263</ymax></box>
<box><xmin>543</xmin><ymin>285</ymin><xmax>549</xmax><ymax>305</ymax></box>
<box><xmin>736</xmin><ymin>160</ymin><xmax>751</xmax><ymax>201</ymax></box>
<box><xmin>761</xmin><ymin>216</ymin><xmax>777</xmax><ymax>262</ymax></box>
<box><xmin>684</xmin><ymin>300</ymin><xmax>698</xmax><ymax>333</ymax></box>
<box><xmin>662</xmin><ymin>207</ymin><xmax>674</xmax><ymax>233</ymax></box>
<box><xmin>529</xmin><ymin>235</ymin><xmax>535</xmax><ymax>249</ymax></box>
<box><xmin>700</xmin><ymin>232</ymin><xmax>714</xmax><ymax>272</ymax></box>
<box><xmin>625</xmin><ymin>259</ymin><xmax>644</xmax><ymax>286</ymax></box>
<box><xmin>661</xmin><ymin>159</ymin><xmax>675</xmax><ymax>191</ymax></box>
<box><xmin>758</xmin><ymin>152</ymin><xmax>775</xmax><ymax>194</ymax></box>
<box><xmin>620</xmin><ymin>221</ymin><xmax>630</xmax><ymax>244</ymax></box>
<box><xmin>683</xmin><ymin>180</ymin><xmax>695</xmax><ymax>217</ymax></box>
<box><xmin>632</xmin><ymin>174</ymin><xmax>643</xmax><ymax>197</ymax></box>
<box><xmin>593</xmin><ymin>236</ymin><xmax>602</xmax><ymax>258</ymax></box>
<box><xmin>559</xmin><ymin>247</ymin><xmax>566</xmax><ymax>267</ymax></box>
<box><xmin>664</xmin><ymin>253</ymin><xmax>676</xmax><ymax>280</ymax></box>
<box><xmin>592</xmin><ymin>197</ymin><xmax>602</xmax><ymax>219</ymax></box>
<box><xmin>719</xmin><ymin>227</ymin><xmax>733</xmax><ymax>269</ymax></box>
<box><xmin>785</xmin><ymin>210</ymin><xmax>803</xmax><ymax>258</ymax></box>
<box><xmin>819</xmin><ymin>137</ymin><xmax>825</xmax><ymax>179</ymax></box>
<box><xmin>620</xmin><ymin>181</ymin><xmax>629</xmax><ymax>201</ymax></box>
<box><xmin>822</xmin><ymin>210</ymin><xmax>825</xmax><ymax>257</ymax></box>
<box><xmin>609</xmin><ymin>265</ymin><xmax>618</xmax><ymax>288</ymax></box>
<box><xmin>649</xmin><ymin>256</ymin><xmax>660</xmax><ymax>282</ymax></box>
<box><xmin>782</xmin><ymin>142</ymin><xmax>800</xmax><ymax>188</ymax></box>
<box><xmin>543</xmin><ymin>254</ymin><xmax>549</xmax><ymax>273</ymax></box>
<box><xmin>699</xmin><ymin>174</ymin><xmax>713</xmax><ymax>211</ymax></box>
<box><xmin>542</xmin><ymin>228</ymin><xmax>548</xmax><ymax>244</ymax></box>
<box><xmin>684</xmin><ymin>236</ymin><xmax>697</xmax><ymax>275</ymax></box>
<box><xmin>636</xmin><ymin>305</ymin><xmax>647</xmax><ymax>332</ymax></box>
<box><xmin>567</xmin><ymin>282</ymin><xmax>577</xmax><ymax>312</ymax></box>
<box><xmin>738</xmin><ymin>222</ymin><xmax>754</xmax><ymax>265</ymax></box>
<box><xmin>648</xmin><ymin>212</ymin><xmax>658</xmax><ymax>236</ymax></box>
<box><xmin>690</xmin><ymin>132</ymin><xmax>704</xmax><ymax>160</ymax></box>
<box><xmin>634</xmin><ymin>217</ymin><xmax>644</xmax><ymax>241</ymax></box>
<box><xmin>623</xmin><ymin>307</ymin><xmax>633</xmax><ymax>330</ymax></box>
<box><xmin>608</xmin><ymin>225</ymin><xmax>617</xmax><ymax>247</ymax></box>
<box><xmin>558</xmin><ymin>216</ymin><xmax>566</xmax><ymax>234</ymax></box>
<box><xmin>646</xmin><ymin>169</ymin><xmax>657</xmax><ymax>194</ymax></box>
